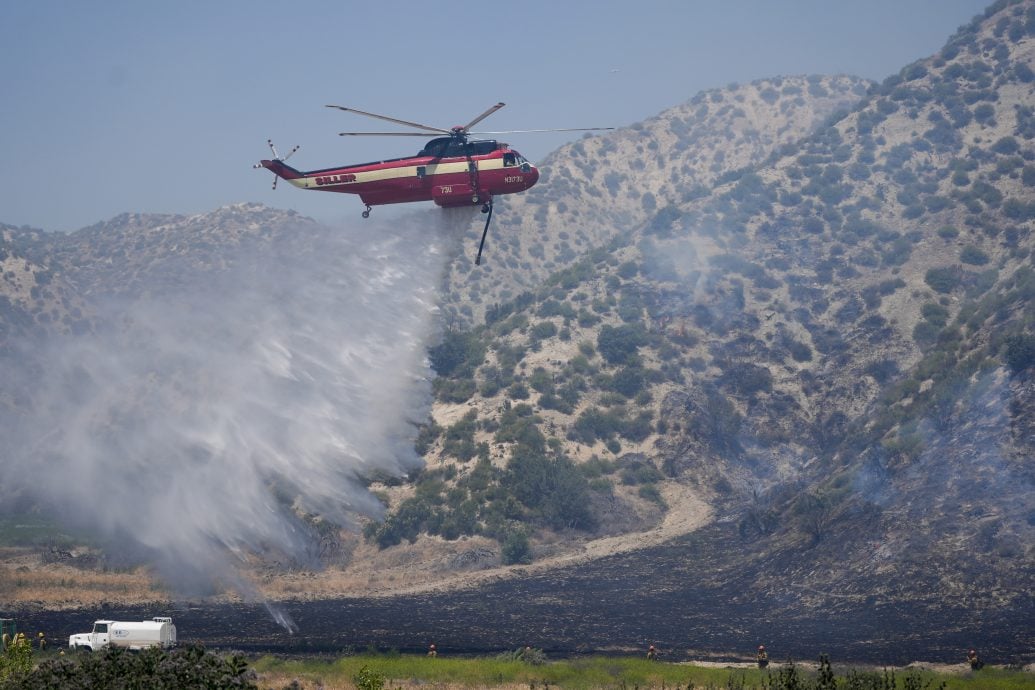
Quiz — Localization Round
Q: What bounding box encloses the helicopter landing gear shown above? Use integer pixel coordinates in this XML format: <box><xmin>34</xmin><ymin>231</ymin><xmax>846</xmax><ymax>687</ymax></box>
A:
<box><xmin>475</xmin><ymin>199</ymin><xmax>493</xmax><ymax>266</ymax></box>
<box><xmin>361</xmin><ymin>205</ymin><xmax>372</xmax><ymax>219</ymax></box>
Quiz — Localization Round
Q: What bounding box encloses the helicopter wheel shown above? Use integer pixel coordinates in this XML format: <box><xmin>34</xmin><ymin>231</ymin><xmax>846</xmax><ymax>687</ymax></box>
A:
<box><xmin>362</xmin><ymin>205</ymin><xmax>371</xmax><ymax>219</ymax></box>
<box><xmin>481</xmin><ymin>203</ymin><xmax>490</xmax><ymax>214</ymax></box>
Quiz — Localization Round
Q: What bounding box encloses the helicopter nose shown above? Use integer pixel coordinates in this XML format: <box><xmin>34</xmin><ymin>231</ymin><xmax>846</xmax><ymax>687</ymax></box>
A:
<box><xmin>527</xmin><ymin>164</ymin><xmax>540</xmax><ymax>188</ymax></box>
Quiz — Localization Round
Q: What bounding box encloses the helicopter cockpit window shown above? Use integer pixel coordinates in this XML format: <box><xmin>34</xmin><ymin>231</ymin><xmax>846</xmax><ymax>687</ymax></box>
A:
<box><xmin>469</xmin><ymin>141</ymin><xmax>497</xmax><ymax>156</ymax></box>
<box><xmin>503</xmin><ymin>152</ymin><xmax>517</xmax><ymax>167</ymax></box>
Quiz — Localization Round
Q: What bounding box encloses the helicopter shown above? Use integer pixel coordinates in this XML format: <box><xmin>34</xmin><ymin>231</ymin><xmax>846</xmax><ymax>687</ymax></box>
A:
<box><xmin>255</xmin><ymin>102</ymin><xmax>612</xmax><ymax>264</ymax></box>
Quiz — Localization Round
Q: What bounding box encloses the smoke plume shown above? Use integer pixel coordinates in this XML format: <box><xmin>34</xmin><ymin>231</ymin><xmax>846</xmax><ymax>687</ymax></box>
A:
<box><xmin>2</xmin><ymin>212</ymin><xmax>452</xmax><ymax>618</ymax></box>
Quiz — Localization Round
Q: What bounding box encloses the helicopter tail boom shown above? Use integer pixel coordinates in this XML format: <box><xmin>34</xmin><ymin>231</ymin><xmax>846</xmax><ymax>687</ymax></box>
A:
<box><xmin>259</xmin><ymin>159</ymin><xmax>304</xmax><ymax>180</ymax></box>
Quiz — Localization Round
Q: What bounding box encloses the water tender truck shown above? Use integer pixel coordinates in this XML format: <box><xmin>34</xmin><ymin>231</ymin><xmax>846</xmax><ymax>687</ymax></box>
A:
<box><xmin>68</xmin><ymin>617</ymin><xmax>176</xmax><ymax>652</ymax></box>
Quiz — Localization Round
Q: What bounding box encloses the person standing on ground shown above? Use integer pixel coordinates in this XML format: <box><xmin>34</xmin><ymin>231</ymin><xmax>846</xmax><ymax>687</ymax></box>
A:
<box><xmin>756</xmin><ymin>645</ymin><xmax>769</xmax><ymax>668</ymax></box>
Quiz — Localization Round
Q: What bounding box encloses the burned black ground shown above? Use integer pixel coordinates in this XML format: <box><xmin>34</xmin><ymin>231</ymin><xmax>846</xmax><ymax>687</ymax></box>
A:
<box><xmin>15</xmin><ymin>525</ymin><xmax>1035</xmax><ymax>665</ymax></box>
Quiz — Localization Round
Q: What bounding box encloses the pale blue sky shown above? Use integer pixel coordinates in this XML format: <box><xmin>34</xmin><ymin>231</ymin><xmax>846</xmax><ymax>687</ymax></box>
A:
<box><xmin>1</xmin><ymin>0</ymin><xmax>991</xmax><ymax>231</ymax></box>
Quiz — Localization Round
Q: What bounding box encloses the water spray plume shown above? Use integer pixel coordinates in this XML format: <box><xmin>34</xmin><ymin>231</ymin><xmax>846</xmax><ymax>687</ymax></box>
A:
<box><xmin>2</xmin><ymin>213</ymin><xmax>453</xmax><ymax>629</ymax></box>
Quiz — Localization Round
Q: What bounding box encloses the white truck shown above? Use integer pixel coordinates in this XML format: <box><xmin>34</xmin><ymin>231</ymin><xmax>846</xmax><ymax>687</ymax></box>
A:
<box><xmin>68</xmin><ymin>617</ymin><xmax>176</xmax><ymax>652</ymax></box>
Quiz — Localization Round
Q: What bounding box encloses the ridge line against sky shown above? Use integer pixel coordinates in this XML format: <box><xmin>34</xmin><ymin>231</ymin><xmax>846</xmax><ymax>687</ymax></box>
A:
<box><xmin>0</xmin><ymin>0</ymin><xmax>992</xmax><ymax>232</ymax></box>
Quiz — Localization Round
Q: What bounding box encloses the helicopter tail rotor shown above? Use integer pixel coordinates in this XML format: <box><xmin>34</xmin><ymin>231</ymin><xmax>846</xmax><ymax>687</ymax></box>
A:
<box><xmin>253</xmin><ymin>139</ymin><xmax>300</xmax><ymax>190</ymax></box>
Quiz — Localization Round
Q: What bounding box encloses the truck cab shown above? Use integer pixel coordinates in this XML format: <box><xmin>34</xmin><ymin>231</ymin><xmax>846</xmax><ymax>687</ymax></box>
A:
<box><xmin>68</xmin><ymin>620</ymin><xmax>114</xmax><ymax>652</ymax></box>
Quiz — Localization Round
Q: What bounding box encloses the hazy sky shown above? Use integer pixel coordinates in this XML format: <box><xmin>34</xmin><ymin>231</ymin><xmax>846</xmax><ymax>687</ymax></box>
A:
<box><xmin>1</xmin><ymin>0</ymin><xmax>991</xmax><ymax>232</ymax></box>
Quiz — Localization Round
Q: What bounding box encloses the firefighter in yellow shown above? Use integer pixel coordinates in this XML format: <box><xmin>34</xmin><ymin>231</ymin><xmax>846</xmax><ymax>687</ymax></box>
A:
<box><xmin>427</xmin><ymin>643</ymin><xmax>437</xmax><ymax>658</ymax></box>
<box><xmin>646</xmin><ymin>644</ymin><xmax>658</xmax><ymax>660</ymax></box>
<box><xmin>37</xmin><ymin>632</ymin><xmax>46</xmax><ymax>651</ymax></box>
<box><xmin>756</xmin><ymin>645</ymin><xmax>769</xmax><ymax>668</ymax></box>
<box><xmin>967</xmin><ymin>648</ymin><xmax>983</xmax><ymax>670</ymax></box>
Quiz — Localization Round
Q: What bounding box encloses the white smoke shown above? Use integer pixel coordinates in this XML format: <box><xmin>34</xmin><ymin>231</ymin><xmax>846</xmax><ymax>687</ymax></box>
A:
<box><xmin>3</xmin><ymin>213</ymin><xmax>453</xmax><ymax>620</ymax></box>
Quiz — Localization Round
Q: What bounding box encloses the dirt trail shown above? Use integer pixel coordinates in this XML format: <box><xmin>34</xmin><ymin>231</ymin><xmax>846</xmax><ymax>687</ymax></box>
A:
<box><xmin>257</xmin><ymin>481</ymin><xmax>714</xmax><ymax>601</ymax></box>
<box><xmin>411</xmin><ymin>482</ymin><xmax>712</xmax><ymax>595</ymax></box>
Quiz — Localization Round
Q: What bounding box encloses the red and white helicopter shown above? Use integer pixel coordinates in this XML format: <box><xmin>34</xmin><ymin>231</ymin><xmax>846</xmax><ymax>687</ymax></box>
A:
<box><xmin>256</xmin><ymin>103</ymin><xmax>611</xmax><ymax>263</ymax></box>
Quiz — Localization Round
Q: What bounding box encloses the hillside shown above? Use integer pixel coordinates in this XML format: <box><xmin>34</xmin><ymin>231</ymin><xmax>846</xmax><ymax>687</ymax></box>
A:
<box><xmin>377</xmin><ymin>0</ymin><xmax>1035</xmax><ymax>630</ymax></box>
<box><xmin>1</xmin><ymin>0</ymin><xmax>1034</xmax><ymax>657</ymax></box>
<box><xmin>439</xmin><ymin>74</ymin><xmax>871</xmax><ymax>325</ymax></box>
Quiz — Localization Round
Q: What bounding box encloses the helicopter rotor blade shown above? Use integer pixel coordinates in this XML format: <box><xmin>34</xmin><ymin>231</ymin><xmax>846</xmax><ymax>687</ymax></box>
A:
<box><xmin>470</xmin><ymin>127</ymin><xmax>615</xmax><ymax>135</ymax></box>
<box><xmin>337</xmin><ymin>132</ymin><xmax>445</xmax><ymax>137</ymax></box>
<box><xmin>463</xmin><ymin>102</ymin><xmax>506</xmax><ymax>132</ymax></box>
<box><xmin>325</xmin><ymin>105</ymin><xmax>449</xmax><ymax>133</ymax></box>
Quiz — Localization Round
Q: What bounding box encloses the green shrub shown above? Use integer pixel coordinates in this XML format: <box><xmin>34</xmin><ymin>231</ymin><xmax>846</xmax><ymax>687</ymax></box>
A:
<box><xmin>433</xmin><ymin>377</ymin><xmax>477</xmax><ymax>403</ymax></box>
<box><xmin>500</xmin><ymin>528</ymin><xmax>533</xmax><ymax>565</ymax></box>
<box><xmin>442</xmin><ymin>411</ymin><xmax>479</xmax><ymax>461</ymax></box>
<box><xmin>0</xmin><ymin>637</ymin><xmax>33</xmax><ymax>684</ymax></box>
<box><xmin>528</xmin><ymin>367</ymin><xmax>554</xmax><ymax>394</ymax></box>
<box><xmin>646</xmin><ymin>205</ymin><xmax>682</xmax><ymax>237</ymax></box>
<box><xmin>921</xmin><ymin>302</ymin><xmax>950</xmax><ymax>328</ymax></box>
<box><xmin>429</xmin><ymin>329</ymin><xmax>485</xmax><ymax>377</ymax></box>
<box><xmin>882</xmin><ymin>237</ymin><xmax>914</xmax><ymax>266</ymax></box>
<box><xmin>502</xmin><ymin>452</ymin><xmax>596</xmax><ymax>530</ymax></box>
<box><xmin>924</xmin><ymin>267</ymin><xmax>962</xmax><ymax>293</ymax></box>
<box><xmin>506</xmin><ymin>381</ymin><xmax>530</xmax><ymax>400</ymax></box>
<box><xmin>610</xmin><ymin>365</ymin><xmax>647</xmax><ymax>398</ymax></box>
<box><xmin>992</xmin><ymin>135</ymin><xmax>1019</xmax><ymax>154</ymax></box>
<box><xmin>687</xmin><ymin>386</ymin><xmax>743</xmax><ymax>458</ymax></box>
<box><xmin>495</xmin><ymin>404</ymin><xmax>545</xmax><ymax>452</ymax></box>
<box><xmin>370</xmin><ymin>496</ymin><xmax>434</xmax><ymax>547</ymax></box>
<box><xmin>15</xmin><ymin>645</ymin><xmax>255</xmax><ymax>689</ymax></box>
<box><xmin>913</xmin><ymin>320</ymin><xmax>942</xmax><ymax>344</ymax></box>
<box><xmin>720</xmin><ymin>362</ymin><xmax>773</xmax><ymax>396</ymax></box>
<box><xmin>865</xmin><ymin>358</ymin><xmax>899</xmax><ymax>383</ymax></box>
<box><xmin>1004</xmin><ymin>332</ymin><xmax>1035</xmax><ymax>372</ymax></box>
<box><xmin>577</xmin><ymin>308</ymin><xmax>601</xmax><ymax>327</ymax></box>
<box><xmin>878</xmin><ymin>278</ymin><xmax>906</xmax><ymax>295</ymax></box>
<box><xmin>530</xmin><ymin>320</ymin><xmax>558</xmax><ymax>341</ymax></box>
<box><xmin>620</xmin><ymin>461</ymin><xmax>664</xmax><ymax>485</ymax></box>
<box><xmin>354</xmin><ymin>664</ymin><xmax>387</xmax><ymax>690</ymax></box>
<box><xmin>973</xmin><ymin>102</ymin><xmax>995</xmax><ymax>124</ymax></box>
<box><xmin>571</xmin><ymin>407</ymin><xmax>621</xmax><ymax>444</ymax></box>
<box><xmin>960</xmin><ymin>244</ymin><xmax>990</xmax><ymax>265</ymax></box>
<box><xmin>638</xmin><ymin>484</ymin><xmax>665</xmax><ymax>506</ymax></box>
<box><xmin>597</xmin><ymin>323</ymin><xmax>648</xmax><ymax>365</ymax></box>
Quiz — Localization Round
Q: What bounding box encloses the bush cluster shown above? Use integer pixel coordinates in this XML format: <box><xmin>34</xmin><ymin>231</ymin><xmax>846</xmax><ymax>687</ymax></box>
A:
<box><xmin>2</xmin><ymin>645</ymin><xmax>255</xmax><ymax>689</ymax></box>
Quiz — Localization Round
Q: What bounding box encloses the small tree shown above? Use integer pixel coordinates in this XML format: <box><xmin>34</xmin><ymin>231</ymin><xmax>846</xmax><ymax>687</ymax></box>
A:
<box><xmin>0</xmin><ymin>637</ymin><xmax>33</xmax><ymax>684</ymax></box>
<box><xmin>795</xmin><ymin>491</ymin><xmax>835</xmax><ymax>544</ymax></box>
<box><xmin>353</xmin><ymin>665</ymin><xmax>386</xmax><ymax>690</ymax></box>
<box><xmin>501</xmin><ymin>528</ymin><xmax>533</xmax><ymax>565</ymax></box>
